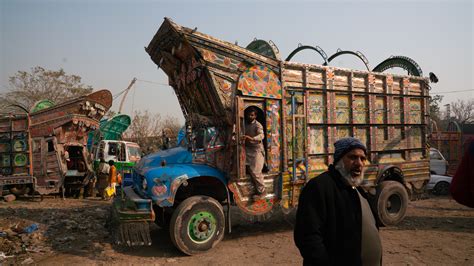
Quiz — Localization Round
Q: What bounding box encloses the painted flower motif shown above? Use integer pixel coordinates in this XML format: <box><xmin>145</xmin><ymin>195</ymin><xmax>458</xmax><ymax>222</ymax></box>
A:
<box><xmin>223</xmin><ymin>57</ymin><xmax>231</xmax><ymax>66</ymax></box>
<box><xmin>152</xmin><ymin>184</ymin><xmax>167</xmax><ymax>196</ymax></box>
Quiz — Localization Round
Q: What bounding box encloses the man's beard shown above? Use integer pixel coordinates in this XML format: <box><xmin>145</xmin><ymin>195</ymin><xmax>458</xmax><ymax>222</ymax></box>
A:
<box><xmin>335</xmin><ymin>160</ymin><xmax>364</xmax><ymax>187</ymax></box>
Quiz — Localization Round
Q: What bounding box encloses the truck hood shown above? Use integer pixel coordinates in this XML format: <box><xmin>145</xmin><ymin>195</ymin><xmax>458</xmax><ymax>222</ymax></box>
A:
<box><xmin>135</xmin><ymin>147</ymin><xmax>192</xmax><ymax>174</ymax></box>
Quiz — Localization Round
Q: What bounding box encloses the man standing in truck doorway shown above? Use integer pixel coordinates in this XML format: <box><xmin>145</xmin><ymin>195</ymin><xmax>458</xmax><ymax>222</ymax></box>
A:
<box><xmin>242</xmin><ymin>107</ymin><xmax>266</xmax><ymax>201</ymax></box>
<box><xmin>294</xmin><ymin>137</ymin><xmax>382</xmax><ymax>265</ymax></box>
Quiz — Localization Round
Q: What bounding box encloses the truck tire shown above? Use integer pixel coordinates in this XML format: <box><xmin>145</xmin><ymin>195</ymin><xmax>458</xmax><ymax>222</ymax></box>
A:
<box><xmin>169</xmin><ymin>195</ymin><xmax>225</xmax><ymax>255</ymax></box>
<box><xmin>375</xmin><ymin>181</ymin><xmax>408</xmax><ymax>226</ymax></box>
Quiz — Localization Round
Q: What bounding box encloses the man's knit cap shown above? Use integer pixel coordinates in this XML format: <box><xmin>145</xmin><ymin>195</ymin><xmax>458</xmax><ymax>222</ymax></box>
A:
<box><xmin>333</xmin><ymin>137</ymin><xmax>367</xmax><ymax>164</ymax></box>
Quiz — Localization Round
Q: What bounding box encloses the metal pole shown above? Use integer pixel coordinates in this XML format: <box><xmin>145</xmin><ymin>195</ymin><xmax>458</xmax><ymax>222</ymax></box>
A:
<box><xmin>118</xmin><ymin>78</ymin><xmax>137</xmax><ymax>114</ymax></box>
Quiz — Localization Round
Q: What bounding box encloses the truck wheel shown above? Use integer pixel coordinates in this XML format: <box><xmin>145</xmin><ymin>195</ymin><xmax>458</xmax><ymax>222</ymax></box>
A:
<box><xmin>169</xmin><ymin>195</ymin><xmax>225</xmax><ymax>255</ymax></box>
<box><xmin>375</xmin><ymin>181</ymin><xmax>408</xmax><ymax>226</ymax></box>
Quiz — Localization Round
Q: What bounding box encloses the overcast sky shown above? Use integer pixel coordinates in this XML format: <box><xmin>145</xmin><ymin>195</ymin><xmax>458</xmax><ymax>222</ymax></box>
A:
<box><xmin>1</xmin><ymin>0</ymin><xmax>473</xmax><ymax>124</ymax></box>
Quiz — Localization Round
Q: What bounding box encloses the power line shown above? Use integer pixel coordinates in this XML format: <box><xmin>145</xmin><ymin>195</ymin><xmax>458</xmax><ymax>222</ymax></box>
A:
<box><xmin>112</xmin><ymin>78</ymin><xmax>169</xmax><ymax>99</ymax></box>
<box><xmin>431</xmin><ymin>89</ymin><xmax>474</xmax><ymax>94</ymax></box>
<box><xmin>136</xmin><ymin>79</ymin><xmax>169</xmax><ymax>86</ymax></box>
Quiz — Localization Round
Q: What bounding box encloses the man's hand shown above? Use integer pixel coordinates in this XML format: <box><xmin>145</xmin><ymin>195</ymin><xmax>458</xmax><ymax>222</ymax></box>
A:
<box><xmin>240</xmin><ymin>135</ymin><xmax>253</xmax><ymax>144</ymax></box>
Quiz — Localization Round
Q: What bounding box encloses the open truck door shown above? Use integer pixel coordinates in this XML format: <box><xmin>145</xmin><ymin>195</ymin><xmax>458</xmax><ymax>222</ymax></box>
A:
<box><xmin>228</xmin><ymin>96</ymin><xmax>278</xmax><ymax>215</ymax></box>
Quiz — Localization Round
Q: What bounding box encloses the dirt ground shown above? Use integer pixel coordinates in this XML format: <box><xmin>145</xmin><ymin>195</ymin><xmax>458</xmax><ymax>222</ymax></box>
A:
<box><xmin>1</xmin><ymin>194</ymin><xmax>473</xmax><ymax>265</ymax></box>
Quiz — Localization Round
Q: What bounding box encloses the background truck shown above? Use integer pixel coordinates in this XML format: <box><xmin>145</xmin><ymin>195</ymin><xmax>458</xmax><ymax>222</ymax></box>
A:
<box><xmin>0</xmin><ymin>90</ymin><xmax>112</xmax><ymax>197</ymax></box>
<box><xmin>112</xmin><ymin>18</ymin><xmax>435</xmax><ymax>254</ymax></box>
<box><xmin>88</xmin><ymin>114</ymin><xmax>142</xmax><ymax>186</ymax></box>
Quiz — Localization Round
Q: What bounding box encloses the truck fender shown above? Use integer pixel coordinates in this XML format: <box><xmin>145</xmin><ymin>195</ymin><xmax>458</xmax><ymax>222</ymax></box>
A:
<box><xmin>376</xmin><ymin>165</ymin><xmax>404</xmax><ymax>185</ymax></box>
<box><xmin>154</xmin><ymin>164</ymin><xmax>228</xmax><ymax>207</ymax></box>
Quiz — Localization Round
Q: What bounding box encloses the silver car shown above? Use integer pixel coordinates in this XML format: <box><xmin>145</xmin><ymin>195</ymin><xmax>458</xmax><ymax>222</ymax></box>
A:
<box><xmin>426</xmin><ymin>174</ymin><xmax>452</xmax><ymax>195</ymax></box>
<box><xmin>430</xmin><ymin>148</ymin><xmax>448</xmax><ymax>175</ymax></box>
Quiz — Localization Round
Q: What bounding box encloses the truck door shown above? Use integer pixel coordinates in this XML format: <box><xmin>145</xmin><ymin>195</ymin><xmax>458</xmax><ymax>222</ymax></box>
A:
<box><xmin>230</xmin><ymin>97</ymin><xmax>277</xmax><ymax>215</ymax></box>
<box><xmin>235</xmin><ymin>96</ymin><xmax>246</xmax><ymax>181</ymax></box>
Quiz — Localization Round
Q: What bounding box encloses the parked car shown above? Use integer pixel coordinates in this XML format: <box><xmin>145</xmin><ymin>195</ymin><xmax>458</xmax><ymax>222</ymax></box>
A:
<box><xmin>427</xmin><ymin>174</ymin><xmax>452</xmax><ymax>195</ymax></box>
<box><xmin>430</xmin><ymin>148</ymin><xmax>448</xmax><ymax>175</ymax></box>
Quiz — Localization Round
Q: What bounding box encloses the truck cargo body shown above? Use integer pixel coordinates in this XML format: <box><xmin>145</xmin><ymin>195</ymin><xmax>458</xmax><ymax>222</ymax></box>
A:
<box><xmin>0</xmin><ymin>90</ymin><xmax>112</xmax><ymax>196</ymax></box>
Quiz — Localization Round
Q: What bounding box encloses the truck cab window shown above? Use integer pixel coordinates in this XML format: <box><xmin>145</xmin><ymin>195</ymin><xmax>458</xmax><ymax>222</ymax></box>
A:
<box><xmin>194</xmin><ymin>129</ymin><xmax>207</xmax><ymax>150</ymax></box>
<box><xmin>108</xmin><ymin>142</ymin><xmax>118</xmax><ymax>156</ymax></box>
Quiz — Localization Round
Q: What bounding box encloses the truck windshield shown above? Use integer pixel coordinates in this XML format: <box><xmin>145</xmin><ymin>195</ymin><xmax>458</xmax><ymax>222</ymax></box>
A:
<box><xmin>127</xmin><ymin>144</ymin><xmax>141</xmax><ymax>162</ymax></box>
<box><xmin>194</xmin><ymin>128</ymin><xmax>213</xmax><ymax>150</ymax></box>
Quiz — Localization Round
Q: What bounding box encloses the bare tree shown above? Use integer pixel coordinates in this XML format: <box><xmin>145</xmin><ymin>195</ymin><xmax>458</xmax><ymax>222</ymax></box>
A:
<box><xmin>1</xmin><ymin>66</ymin><xmax>93</xmax><ymax>111</ymax></box>
<box><xmin>123</xmin><ymin>110</ymin><xmax>183</xmax><ymax>154</ymax></box>
<box><xmin>124</xmin><ymin>110</ymin><xmax>161</xmax><ymax>142</ymax></box>
<box><xmin>451</xmin><ymin>99</ymin><xmax>474</xmax><ymax>124</ymax></box>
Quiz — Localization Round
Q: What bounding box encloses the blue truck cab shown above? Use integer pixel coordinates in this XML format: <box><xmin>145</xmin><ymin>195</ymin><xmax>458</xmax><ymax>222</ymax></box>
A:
<box><xmin>113</xmin><ymin>126</ymin><xmax>231</xmax><ymax>254</ymax></box>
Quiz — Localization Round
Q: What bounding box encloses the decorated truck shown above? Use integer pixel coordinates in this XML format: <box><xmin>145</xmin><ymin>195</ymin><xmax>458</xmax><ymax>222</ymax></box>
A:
<box><xmin>112</xmin><ymin>18</ymin><xmax>435</xmax><ymax>254</ymax></box>
<box><xmin>88</xmin><ymin>114</ymin><xmax>142</xmax><ymax>186</ymax></box>
<box><xmin>0</xmin><ymin>90</ymin><xmax>112</xmax><ymax>197</ymax></box>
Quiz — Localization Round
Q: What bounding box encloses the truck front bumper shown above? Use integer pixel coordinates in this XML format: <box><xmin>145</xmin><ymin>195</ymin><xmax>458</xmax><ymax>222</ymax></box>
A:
<box><xmin>110</xmin><ymin>186</ymin><xmax>155</xmax><ymax>246</ymax></box>
<box><xmin>113</xmin><ymin>186</ymin><xmax>155</xmax><ymax>222</ymax></box>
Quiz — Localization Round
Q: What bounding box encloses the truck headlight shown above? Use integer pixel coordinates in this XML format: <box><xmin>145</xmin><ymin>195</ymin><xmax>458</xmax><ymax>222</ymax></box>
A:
<box><xmin>142</xmin><ymin>178</ymin><xmax>147</xmax><ymax>190</ymax></box>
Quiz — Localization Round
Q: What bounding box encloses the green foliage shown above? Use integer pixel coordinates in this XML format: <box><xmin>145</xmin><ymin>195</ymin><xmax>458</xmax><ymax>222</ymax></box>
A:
<box><xmin>1</xmin><ymin>66</ymin><xmax>93</xmax><ymax>111</ymax></box>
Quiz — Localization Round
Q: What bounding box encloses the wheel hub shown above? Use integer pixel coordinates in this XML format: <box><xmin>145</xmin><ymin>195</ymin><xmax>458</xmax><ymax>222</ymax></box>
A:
<box><xmin>188</xmin><ymin>211</ymin><xmax>216</xmax><ymax>243</ymax></box>
<box><xmin>387</xmin><ymin>194</ymin><xmax>402</xmax><ymax>215</ymax></box>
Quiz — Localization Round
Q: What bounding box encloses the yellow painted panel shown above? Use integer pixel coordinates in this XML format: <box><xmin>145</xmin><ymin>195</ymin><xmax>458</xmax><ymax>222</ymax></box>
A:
<box><xmin>375</xmin><ymin>97</ymin><xmax>386</xmax><ymax>124</ymax></box>
<box><xmin>353</xmin><ymin>96</ymin><xmax>367</xmax><ymax>124</ymax></box>
<box><xmin>410</xmin><ymin>98</ymin><xmax>422</xmax><ymax>124</ymax></box>
<box><xmin>335</xmin><ymin>95</ymin><xmax>350</xmax><ymax>123</ymax></box>
<box><xmin>308</xmin><ymin>127</ymin><xmax>324</xmax><ymax>154</ymax></box>
<box><xmin>308</xmin><ymin>93</ymin><xmax>324</xmax><ymax>123</ymax></box>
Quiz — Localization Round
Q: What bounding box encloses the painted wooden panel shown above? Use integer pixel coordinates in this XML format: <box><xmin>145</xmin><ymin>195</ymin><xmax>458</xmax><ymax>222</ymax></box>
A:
<box><xmin>237</xmin><ymin>66</ymin><xmax>282</xmax><ymax>99</ymax></box>
<box><xmin>354</xmin><ymin>127</ymin><xmax>369</xmax><ymax>148</ymax></box>
<box><xmin>308</xmin><ymin>156</ymin><xmax>327</xmax><ymax>172</ymax></box>
<box><xmin>373</xmin><ymin>76</ymin><xmax>385</xmax><ymax>93</ymax></box>
<box><xmin>375</xmin><ymin>97</ymin><xmax>386</xmax><ymax>124</ymax></box>
<box><xmin>308</xmin><ymin>126</ymin><xmax>325</xmax><ymax>154</ymax></box>
<box><xmin>335</xmin><ymin>127</ymin><xmax>351</xmax><ymax>140</ymax></box>
<box><xmin>333</xmin><ymin>71</ymin><xmax>350</xmax><ymax>87</ymax></box>
<box><xmin>353</xmin><ymin>96</ymin><xmax>367</xmax><ymax>124</ymax></box>
<box><xmin>307</xmin><ymin>93</ymin><xmax>324</xmax><ymax>123</ymax></box>
<box><xmin>410</xmin><ymin>127</ymin><xmax>422</xmax><ymax>148</ymax></box>
<box><xmin>282</xmin><ymin>69</ymin><xmax>303</xmax><ymax>83</ymax></box>
<box><xmin>335</xmin><ymin>94</ymin><xmax>350</xmax><ymax>123</ymax></box>
<box><xmin>409</xmin><ymin>98</ymin><xmax>422</xmax><ymax>124</ymax></box>
<box><xmin>266</xmin><ymin>99</ymin><xmax>281</xmax><ymax>173</ymax></box>
<box><xmin>352</xmin><ymin>74</ymin><xmax>367</xmax><ymax>89</ymax></box>
<box><xmin>392</xmin><ymin>97</ymin><xmax>402</xmax><ymax>124</ymax></box>
<box><xmin>306</xmin><ymin>71</ymin><xmax>324</xmax><ymax>87</ymax></box>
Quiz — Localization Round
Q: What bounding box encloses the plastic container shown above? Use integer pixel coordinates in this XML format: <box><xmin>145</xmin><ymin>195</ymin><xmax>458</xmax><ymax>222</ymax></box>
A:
<box><xmin>23</xmin><ymin>223</ymin><xmax>39</xmax><ymax>234</ymax></box>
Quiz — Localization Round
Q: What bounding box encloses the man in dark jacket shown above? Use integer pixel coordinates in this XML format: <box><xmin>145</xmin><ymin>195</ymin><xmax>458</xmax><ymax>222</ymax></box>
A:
<box><xmin>294</xmin><ymin>137</ymin><xmax>382</xmax><ymax>266</ymax></box>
